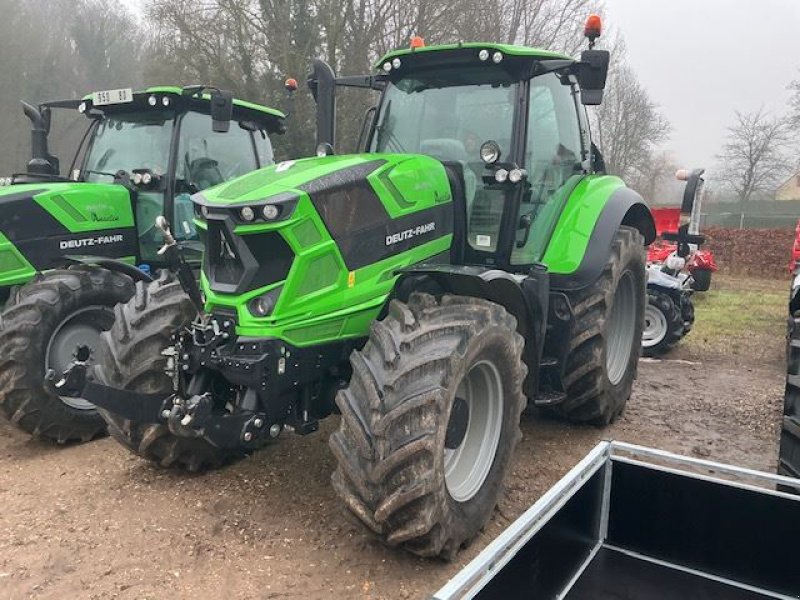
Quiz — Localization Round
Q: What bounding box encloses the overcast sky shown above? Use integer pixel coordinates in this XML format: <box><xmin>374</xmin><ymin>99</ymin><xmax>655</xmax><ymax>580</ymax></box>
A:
<box><xmin>606</xmin><ymin>0</ymin><xmax>800</xmax><ymax>176</ymax></box>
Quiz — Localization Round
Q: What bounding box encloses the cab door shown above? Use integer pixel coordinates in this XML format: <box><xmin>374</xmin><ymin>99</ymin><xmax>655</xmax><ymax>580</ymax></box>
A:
<box><xmin>511</xmin><ymin>73</ymin><xmax>587</xmax><ymax>269</ymax></box>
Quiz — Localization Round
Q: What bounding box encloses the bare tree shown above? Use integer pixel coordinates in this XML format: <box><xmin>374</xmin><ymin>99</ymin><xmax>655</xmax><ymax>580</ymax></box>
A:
<box><xmin>589</xmin><ymin>39</ymin><xmax>670</xmax><ymax>187</ymax></box>
<box><xmin>716</xmin><ymin>108</ymin><xmax>791</xmax><ymax>203</ymax></box>
<box><xmin>628</xmin><ymin>151</ymin><xmax>680</xmax><ymax>205</ymax></box>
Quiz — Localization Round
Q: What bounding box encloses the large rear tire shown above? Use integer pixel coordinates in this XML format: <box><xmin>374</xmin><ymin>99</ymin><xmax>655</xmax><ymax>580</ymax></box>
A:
<box><xmin>329</xmin><ymin>293</ymin><xmax>527</xmax><ymax>559</ymax></box>
<box><xmin>94</xmin><ymin>272</ymin><xmax>243</xmax><ymax>471</ymax></box>
<box><xmin>0</xmin><ymin>267</ymin><xmax>134</xmax><ymax>442</ymax></box>
<box><xmin>551</xmin><ymin>226</ymin><xmax>646</xmax><ymax>425</ymax></box>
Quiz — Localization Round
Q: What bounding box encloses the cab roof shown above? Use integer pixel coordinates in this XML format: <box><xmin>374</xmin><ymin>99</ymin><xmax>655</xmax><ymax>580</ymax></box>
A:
<box><xmin>44</xmin><ymin>85</ymin><xmax>285</xmax><ymax>132</ymax></box>
<box><xmin>376</xmin><ymin>42</ymin><xmax>572</xmax><ymax>70</ymax></box>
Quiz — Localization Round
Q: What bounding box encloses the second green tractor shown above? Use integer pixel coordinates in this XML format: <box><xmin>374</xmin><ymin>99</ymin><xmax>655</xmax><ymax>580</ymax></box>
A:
<box><xmin>69</xmin><ymin>25</ymin><xmax>655</xmax><ymax>558</ymax></box>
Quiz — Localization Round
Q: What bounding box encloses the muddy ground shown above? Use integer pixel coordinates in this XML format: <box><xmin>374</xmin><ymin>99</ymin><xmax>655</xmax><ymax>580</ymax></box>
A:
<box><xmin>0</xmin><ymin>278</ymin><xmax>787</xmax><ymax>600</ymax></box>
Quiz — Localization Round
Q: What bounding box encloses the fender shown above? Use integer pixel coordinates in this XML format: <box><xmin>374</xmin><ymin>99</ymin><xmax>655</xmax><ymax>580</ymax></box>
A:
<box><xmin>550</xmin><ymin>186</ymin><xmax>655</xmax><ymax>291</ymax></box>
<box><xmin>395</xmin><ymin>263</ymin><xmax>550</xmax><ymax>398</ymax></box>
<box><xmin>63</xmin><ymin>255</ymin><xmax>154</xmax><ymax>283</ymax></box>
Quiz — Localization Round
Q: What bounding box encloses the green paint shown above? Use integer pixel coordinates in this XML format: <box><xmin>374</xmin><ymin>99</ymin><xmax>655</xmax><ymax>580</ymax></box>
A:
<box><xmin>0</xmin><ymin>232</ymin><xmax>35</xmax><ymax>287</ymax></box>
<box><xmin>198</xmin><ymin>153</ymin><xmax>453</xmax><ymax>346</ymax></box>
<box><xmin>540</xmin><ymin>175</ymin><xmax>626</xmax><ymax>274</ymax></box>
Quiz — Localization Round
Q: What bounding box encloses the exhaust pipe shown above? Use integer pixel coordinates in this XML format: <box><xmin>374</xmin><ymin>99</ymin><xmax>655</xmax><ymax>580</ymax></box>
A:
<box><xmin>308</xmin><ymin>59</ymin><xmax>336</xmax><ymax>149</ymax></box>
<box><xmin>21</xmin><ymin>101</ymin><xmax>57</xmax><ymax>176</ymax></box>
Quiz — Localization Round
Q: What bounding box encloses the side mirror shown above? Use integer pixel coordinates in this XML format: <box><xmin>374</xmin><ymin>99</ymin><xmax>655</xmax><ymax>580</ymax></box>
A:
<box><xmin>210</xmin><ymin>89</ymin><xmax>233</xmax><ymax>133</ymax></box>
<box><xmin>577</xmin><ymin>49</ymin><xmax>610</xmax><ymax>105</ymax></box>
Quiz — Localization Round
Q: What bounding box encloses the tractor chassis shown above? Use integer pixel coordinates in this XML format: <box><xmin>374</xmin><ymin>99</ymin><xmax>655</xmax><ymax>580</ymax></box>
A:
<box><xmin>49</xmin><ymin>313</ymin><xmax>356</xmax><ymax>449</ymax></box>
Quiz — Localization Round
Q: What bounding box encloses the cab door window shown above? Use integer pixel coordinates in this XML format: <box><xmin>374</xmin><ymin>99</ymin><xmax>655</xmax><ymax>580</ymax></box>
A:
<box><xmin>512</xmin><ymin>73</ymin><xmax>584</xmax><ymax>265</ymax></box>
<box><xmin>175</xmin><ymin>112</ymin><xmax>260</xmax><ymax>192</ymax></box>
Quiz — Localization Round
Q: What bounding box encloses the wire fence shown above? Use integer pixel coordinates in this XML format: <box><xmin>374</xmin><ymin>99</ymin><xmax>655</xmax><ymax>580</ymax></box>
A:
<box><xmin>698</xmin><ymin>212</ymin><xmax>799</xmax><ymax>230</ymax></box>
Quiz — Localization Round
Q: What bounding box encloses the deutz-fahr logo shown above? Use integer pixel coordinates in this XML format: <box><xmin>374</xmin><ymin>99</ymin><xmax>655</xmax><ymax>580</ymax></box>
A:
<box><xmin>60</xmin><ymin>234</ymin><xmax>124</xmax><ymax>250</ymax></box>
<box><xmin>386</xmin><ymin>222</ymin><xmax>436</xmax><ymax>246</ymax></box>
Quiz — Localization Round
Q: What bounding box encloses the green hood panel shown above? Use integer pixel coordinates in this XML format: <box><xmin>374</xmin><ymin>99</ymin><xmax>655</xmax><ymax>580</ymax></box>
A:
<box><xmin>196</xmin><ymin>153</ymin><xmax>454</xmax><ymax>345</ymax></box>
<box><xmin>0</xmin><ymin>181</ymin><xmax>138</xmax><ymax>287</ymax></box>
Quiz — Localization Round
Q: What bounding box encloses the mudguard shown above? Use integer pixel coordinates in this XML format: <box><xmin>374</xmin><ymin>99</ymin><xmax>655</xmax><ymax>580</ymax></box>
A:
<box><xmin>395</xmin><ymin>263</ymin><xmax>550</xmax><ymax>397</ymax></box>
<box><xmin>550</xmin><ymin>186</ymin><xmax>655</xmax><ymax>291</ymax></box>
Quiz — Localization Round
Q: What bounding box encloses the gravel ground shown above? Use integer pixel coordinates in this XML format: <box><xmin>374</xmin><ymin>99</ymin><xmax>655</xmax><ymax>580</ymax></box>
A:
<box><xmin>0</xmin><ymin>353</ymin><xmax>784</xmax><ymax>600</ymax></box>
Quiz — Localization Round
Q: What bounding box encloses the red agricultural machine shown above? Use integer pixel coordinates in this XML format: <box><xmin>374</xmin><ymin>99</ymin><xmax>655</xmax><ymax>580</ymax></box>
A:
<box><xmin>647</xmin><ymin>207</ymin><xmax>717</xmax><ymax>292</ymax></box>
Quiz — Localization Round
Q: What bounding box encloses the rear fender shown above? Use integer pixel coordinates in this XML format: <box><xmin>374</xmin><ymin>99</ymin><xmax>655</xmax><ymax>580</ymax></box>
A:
<box><xmin>550</xmin><ymin>186</ymin><xmax>655</xmax><ymax>292</ymax></box>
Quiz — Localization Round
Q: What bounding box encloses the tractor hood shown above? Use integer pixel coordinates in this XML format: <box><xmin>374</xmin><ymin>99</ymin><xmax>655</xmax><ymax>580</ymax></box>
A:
<box><xmin>0</xmin><ymin>182</ymin><xmax>137</xmax><ymax>287</ymax></box>
<box><xmin>194</xmin><ymin>153</ymin><xmax>451</xmax><ymax>208</ymax></box>
<box><xmin>192</xmin><ymin>153</ymin><xmax>455</xmax><ymax>342</ymax></box>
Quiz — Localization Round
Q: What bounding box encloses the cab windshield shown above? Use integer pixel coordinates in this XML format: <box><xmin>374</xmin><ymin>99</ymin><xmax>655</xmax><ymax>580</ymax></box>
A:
<box><xmin>370</xmin><ymin>68</ymin><xmax>518</xmax><ymax>254</ymax></box>
<box><xmin>83</xmin><ymin>112</ymin><xmax>173</xmax><ymax>182</ymax></box>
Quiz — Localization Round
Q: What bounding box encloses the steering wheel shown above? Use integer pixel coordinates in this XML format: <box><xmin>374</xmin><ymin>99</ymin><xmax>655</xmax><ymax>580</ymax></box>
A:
<box><xmin>188</xmin><ymin>157</ymin><xmax>225</xmax><ymax>191</ymax></box>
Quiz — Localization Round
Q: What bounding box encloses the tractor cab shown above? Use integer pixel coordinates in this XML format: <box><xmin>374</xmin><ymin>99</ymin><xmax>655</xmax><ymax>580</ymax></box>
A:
<box><xmin>310</xmin><ymin>34</ymin><xmax>610</xmax><ymax>273</ymax></box>
<box><xmin>3</xmin><ymin>86</ymin><xmax>285</xmax><ymax>264</ymax></box>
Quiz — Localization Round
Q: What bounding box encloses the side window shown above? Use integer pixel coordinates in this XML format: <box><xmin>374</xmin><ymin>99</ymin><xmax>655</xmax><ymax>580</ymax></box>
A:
<box><xmin>512</xmin><ymin>74</ymin><xmax>584</xmax><ymax>265</ymax></box>
<box><xmin>525</xmin><ymin>73</ymin><xmax>583</xmax><ymax>191</ymax></box>
<box><xmin>175</xmin><ymin>112</ymin><xmax>258</xmax><ymax>192</ymax></box>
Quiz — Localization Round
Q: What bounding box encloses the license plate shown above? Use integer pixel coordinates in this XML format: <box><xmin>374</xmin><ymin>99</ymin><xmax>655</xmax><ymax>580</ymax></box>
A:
<box><xmin>93</xmin><ymin>88</ymin><xmax>133</xmax><ymax>106</ymax></box>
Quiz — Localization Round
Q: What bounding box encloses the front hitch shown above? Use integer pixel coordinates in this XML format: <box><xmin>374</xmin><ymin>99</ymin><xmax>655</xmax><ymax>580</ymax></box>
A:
<box><xmin>44</xmin><ymin>359</ymin><xmax>270</xmax><ymax>448</ymax></box>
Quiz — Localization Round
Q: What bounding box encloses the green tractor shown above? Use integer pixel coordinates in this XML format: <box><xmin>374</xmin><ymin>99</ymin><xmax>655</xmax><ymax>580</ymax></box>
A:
<box><xmin>0</xmin><ymin>85</ymin><xmax>287</xmax><ymax>443</ymax></box>
<box><xmin>63</xmin><ymin>21</ymin><xmax>655</xmax><ymax>558</ymax></box>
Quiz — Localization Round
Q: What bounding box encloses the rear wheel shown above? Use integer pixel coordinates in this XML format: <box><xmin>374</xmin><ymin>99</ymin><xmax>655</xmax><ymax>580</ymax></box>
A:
<box><xmin>95</xmin><ymin>272</ymin><xmax>243</xmax><ymax>471</ymax></box>
<box><xmin>549</xmin><ymin>227</ymin><xmax>646</xmax><ymax>425</ymax></box>
<box><xmin>0</xmin><ymin>267</ymin><xmax>134</xmax><ymax>442</ymax></box>
<box><xmin>329</xmin><ymin>293</ymin><xmax>527</xmax><ymax>558</ymax></box>
<box><xmin>642</xmin><ymin>289</ymin><xmax>684</xmax><ymax>357</ymax></box>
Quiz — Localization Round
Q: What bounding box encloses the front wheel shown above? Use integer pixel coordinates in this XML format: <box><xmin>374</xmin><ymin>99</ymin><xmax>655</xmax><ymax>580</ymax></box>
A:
<box><xmin>0</xmin><ymin>268</ymin><xmax>134</xmax><ymax>442</ymax></box>
<box><xmin>329</xmin><ymin>293</ymin><xmax>527</xmax><ymax>559</ymax></box>
<box><xmin>94</xmin><ymin>272</ymin><xmax>247</xmax><ymax>471</ymax></box>
<box><xmin>642</xmin><ymin>289</ymin><xmax>684</xmax><ymax>357</ymax></box>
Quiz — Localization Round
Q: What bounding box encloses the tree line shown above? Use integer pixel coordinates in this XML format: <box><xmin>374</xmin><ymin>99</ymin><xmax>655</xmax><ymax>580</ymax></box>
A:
<box><xmin>0</xmin><ymin>0</ymin><xmax>670</xmax><ymax>198</ymax></box>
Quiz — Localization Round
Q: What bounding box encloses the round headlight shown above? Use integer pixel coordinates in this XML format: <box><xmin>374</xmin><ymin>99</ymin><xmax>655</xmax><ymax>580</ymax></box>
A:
<box><xmin>148</xmin><ymin>95</ymin><xmax>157</xmax><ymax>106</ymax></box>
<box><xmin>78</xmin><ymin>102</ymin><xmax>87</xmax><ymax>114</ymax></box>
<box><xmin>478</xmin><ymin>49</ymin><xmax>489</xmax><ymax>61</ymax></box>
<box><xmin>249</xmin><ymin>293</ymin><xmax>276</xmax><ymax>317</ymax></box>
<box><xmin>132</xmin><ymin>172</ymin><xmax>143</xmax><ymax>185</ymax></box>
<box><xmin>382</xmin><ymin>62</ymin><xmax>392</xmax><ymax>72</ymax></box>
<box><xmin>162</xmin><ymin>96</ymin><xmax>170</xmax><ymax>107</ymax></box>
<box><xmin>494</xmin><ymin>169</ymin><xmax>509</xmax><ymax>183</ymax></box>
<box><xmin>479</xmin><ymin>140</ymin><xmax>501</xmax><ymax>164</ymax></box>
<box><xmin>141</xmin><ymin>172</ymin><xmax>153</xmax><ymax>185</ymax></box>
<box><xmin>492</xmin><ymin>51</ymin><xmax>503</xmax><ymax>64</ymax></box>
<box><xmin>262</xmin><ymin>204</ymin><xmax>279</xmax><ymax>220</ymax></box>
<box><xmin>508</xmin><ymin>168</ymin><xmax>525</xmax><ymax>183</ymax></box>
<box><xmin>201</xmin><ymin>205</ymin><xmax>210</xmax><ymax>218</ymax></box>
<box><xmin>239</xmin><ymin>206</ymin><xmax>255</xmax><ymax>222</ymax></box>
<box><xmin>392</xmin><ymin>58</ymin><xmax>401</xmax><ymax>69</ymax></box>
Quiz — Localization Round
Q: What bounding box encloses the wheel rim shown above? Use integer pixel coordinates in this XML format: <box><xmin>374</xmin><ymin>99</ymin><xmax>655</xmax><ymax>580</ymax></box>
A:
<box><xmin>444</xmin><ymin>360</ymin><xmax>504</xmax><ymax>503</ymax></box>
<box><xmin>45</xmin><ymin>305</ymin><xmax>115</xmax><ymax>410</ymax></box>
<box><xmin>605</xmin><ymin>271</ymin><xmax>637</xmax><ymax>385</ymax></box>
<box><xmin>642</xmin><ymin>302</ymin><xmax>668</xmax><ymax>349</ymax></box>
